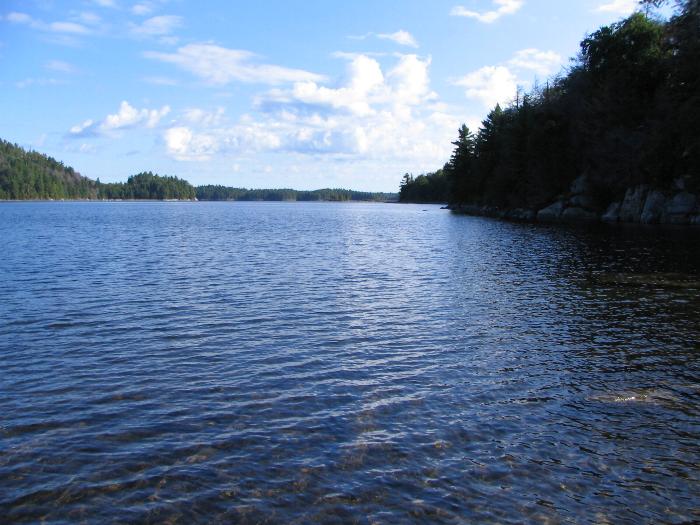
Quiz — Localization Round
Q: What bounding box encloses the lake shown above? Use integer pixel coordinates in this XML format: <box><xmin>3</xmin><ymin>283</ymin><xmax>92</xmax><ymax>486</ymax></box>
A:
<box><xmin>1</xmin><ymin>201</ymin><xmax>699</xmax><ymax>524</ymax></box>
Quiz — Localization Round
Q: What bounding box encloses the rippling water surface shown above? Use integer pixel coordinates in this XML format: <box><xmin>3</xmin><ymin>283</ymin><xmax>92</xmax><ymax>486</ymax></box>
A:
<box><xmin>1</xmin><ymin>202</ymin><xmax>699</xmax><ymax>524</ymax></box>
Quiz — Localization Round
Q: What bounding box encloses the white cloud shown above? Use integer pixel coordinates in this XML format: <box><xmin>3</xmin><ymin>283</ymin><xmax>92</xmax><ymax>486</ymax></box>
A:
<box><xmin>103</xmin><ymin>100</ymin><xmax>170</xmax><ymax>130</ymax></box>
<box><xmin>162</xmin><ymin>53</ymin><xmax>462</xmax><ymax>169</ymax></box>
<box><xmin>16</xmin><ymin>77</ymin><xmax>63</xmax><ymax>89</ymax></box>
<box><xmin>69</xmin><ymin>101</ymin><xmax>170</xmax><ymax>137</ymax></box>
<box><xmin>6</xmin><ymin>12</ymin><xmax>33</xmax><ymax>24</ymax></box>
<box><xmin>454</xmin><ymin>65</ymin><xmax>518</xmax><ymax>108</ymax></box>
<box><xmin>508</xmin><ymin>48</ymin><xmax>563</xmax><ymax>76</ymax></box>
<box><xmin>6</xmin><ymin>11</ymin><xmax>91</xmax><ymax>35</ymax></box>
<box><xmin>75</xmin><ymin>12</ymin><xmax>102</xmax><ymax>25</ymax></box>
<box><xmin>164</xmin><ymin>127</ymin><xmax>219</xmax><ymax>160</ymax></box>
<box><xmin>454</xmin><ymin>47</ymin><xmax>563</xmax><ymax>108</ymax></box>
<box><xmin>183</xmin><ymin>107</ymin><xmax>226</xmax><ymax>127</ymax></box>
<box><xmin>377</xmin><ymin>30</ymin><xmax>419</xmax><ymax>48</ymax></box>
<box><xmin>70</xmin><ymin>119</ymin><xmax>95</xmax><ymax>135</ymax></box>
<box><xmin>45</xmin><ymin>60</ymin><xmax>78</xmax><ymax>73</ymax></box>
<box><xmin>131</xmin><ymin>15</ymin><xmax>182</xmax><ymax>36</ymax></box>
<box><xmin>144</xmin><ymin>43</ymin><xmax>326</xmax><ymax>85</ymax></box>
<box><xmin>450</xmin><ymin>0</ymin><xmax>524</xmax><ymax>23</ymax></box>
<box><xmin>142</xmin><ymin>75</ymin><xmax>179</xmax><ymax>86</ymax></box>
<box><xmin>131</xmin><ymin>3</ymin><xmax>154</xmax><ymax>15</ymax></box>
<box><xmin>93</xmin><ymin>0</ymin><xmax>117</xmax><ymax>8</ymax></box>
<box><xmin>595</xmin><ymin>0</ymin><xmax>638</xmax><ymax>15</ymax></box>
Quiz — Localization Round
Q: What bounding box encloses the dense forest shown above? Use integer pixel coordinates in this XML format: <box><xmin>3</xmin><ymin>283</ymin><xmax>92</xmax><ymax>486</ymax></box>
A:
<box><xmin>0</xmin><ymin>139</ymin><xmax>97</xmax><ymax>200</ymax></box>
<box><xmin>0</xmin><ymin>140</ymin><xmax>396</xmax><ymax>202</ymax></box>
<box><xmin>196</xmin><ymin>185</ymin><xmax>396</xmax><ymax>202</ymax></box>
<box><xmin>400</xmin><ymin>0</ymin><xmax>700</xmax><ymax>224</ymax></box>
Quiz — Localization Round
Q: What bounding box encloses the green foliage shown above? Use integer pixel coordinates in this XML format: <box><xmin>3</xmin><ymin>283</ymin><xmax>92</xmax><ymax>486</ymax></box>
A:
<box><xmin>0</xmin><ymin>139</ymin><xmax>97</xmax><ymax>200</ymax></box>
<box><xmin>418</xmin><ymin>3</ymin><xmax>699</xmax><ymax>209</ymax></box>
<box><xmin>196</xmin><ymin>185</ymin><xmax>396</xmax><ymax>202</ymax></box>
<box><xmin>98</xmin><ymin>172</ymin><xmax>196</xmax><ymax>200</ymax></box>
<box><xmin>398</xmin><ymin>170</ymin><xmax>449</xmax><ymax>203</ymax></box>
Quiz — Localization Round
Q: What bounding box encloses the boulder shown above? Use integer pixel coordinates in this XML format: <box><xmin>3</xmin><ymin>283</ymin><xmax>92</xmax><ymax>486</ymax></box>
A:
<box><xmin>664</xmin><ymin>192</ymin><xmax>697</xmax><ymax>221</ymax></box>
<box><xmin>602</xmin><ymin>202</ymin><xmax>621</xmax><ymax>223</ymax></box>
<box><xmin>640</xmin><ymin>190</ymin><xmax>666</xmax><ymax>224</ymax></box>
<box><xmin>537</xmin><ymin>200</ymin><xmax>566</xmax><ymax>222</ymax></box>
<box><xmin>561</xmin><ymin>207</ymin><xmax>598</xmax><ymax>222</ymax></box>
<box><xmin>569</xmin><ymin>194</ymin><xmax>594</xmax><ymax>209</ymax></box>
<box><xmin>619</xmin><ymin>186</ymin><xmax>649</xmax><ymax>223</ymax></box>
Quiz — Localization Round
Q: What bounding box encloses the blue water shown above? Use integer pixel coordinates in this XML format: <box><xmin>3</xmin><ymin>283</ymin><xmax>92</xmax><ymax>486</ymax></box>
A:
<box><xmin>1</xmin><ymin>201</ymin><xmax>699</xmax><ymax>524</ymax></box>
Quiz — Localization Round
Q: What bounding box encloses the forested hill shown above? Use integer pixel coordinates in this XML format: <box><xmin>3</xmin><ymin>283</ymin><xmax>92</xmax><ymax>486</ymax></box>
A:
<box><xmin>0</xmin><ymin>139</ymin><xmax>97</xmax><ymax>199</ymax></box>
<box><xmin>401</xmin><ymin>0</ymin><xmax>700</xmax><ymax>225</ymax></box>
<box><xmin>0</xmin><ymin>140</ymin><xmax>396</xmax><ymax>202</ymax></box>
<box><xmin>196</xmin><ymin>185</ymin><xmax>396</xmax><ymax>202</ymax></box>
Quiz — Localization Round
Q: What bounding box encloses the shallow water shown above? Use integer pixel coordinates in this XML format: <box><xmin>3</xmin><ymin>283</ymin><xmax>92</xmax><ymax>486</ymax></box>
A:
<box><xmin>1</xmin><ymin>201</ymin><xmax>699</xmax><ymax>524</ymax></box>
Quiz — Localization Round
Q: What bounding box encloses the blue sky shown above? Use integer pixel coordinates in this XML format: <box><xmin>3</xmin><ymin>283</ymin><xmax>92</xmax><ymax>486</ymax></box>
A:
<box><xmin>1</xmin><ymin>0</ymin><xmax>651</xmax><ymax>191</ymax></box>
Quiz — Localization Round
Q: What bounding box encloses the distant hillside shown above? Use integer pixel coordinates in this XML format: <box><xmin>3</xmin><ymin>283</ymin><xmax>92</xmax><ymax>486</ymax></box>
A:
<box><xmin>196</xmin><ymin>185</ymin><xmax>397</xmax><ymax>202</ymax></box>
<box><xmin>0</xmin><ymin>140</ymin><xmax>396</xmax><ymax>202</ymax></box>
<box><xmin>0</xmin><ymin>139</ymin><xmax>97</xmax><ymax>200</ymax></box>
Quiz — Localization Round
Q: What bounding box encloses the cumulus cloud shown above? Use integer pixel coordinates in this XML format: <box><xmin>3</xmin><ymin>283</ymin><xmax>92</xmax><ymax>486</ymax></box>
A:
<box><xmin>69</xmin><ymin>101</ymin><xmax>170</xmax><ymax>137</ymax></box>
<box><xmin>595</xmin><ymin>0</ymin><xmax>639</xmax><ymax>15</ymax></box>
<box><xmin>377</xmin><ymin>30</ymin><xmax>419</xmax><ymax>48</ymax></box>
<box><xmin>454</xmin><ymin>47</ymin><xmax>563</xmax><ymax>108</ymax></box>
<box><xmin>507</xmin><ymin>48</ymin><xmax>563</xmax><ymax>76</ymax></box>
<box><xmin>162</xmin><ymin>54</ymin><xmax>463</xmax><ymax>168</ymax></box>
<box><xmin>144</xmin><ymin>43</ymin><xmax>326</xmax><ymax>85</ymax></box>
<box><xmin>450</xmin><ymin>0</ymin><xmax>524</xmax><ymax>23</ymax></box>
<box><xmin>454</xmin><ymin>66</ymin><xmax>518</xmax><ymax>109</ymax></box>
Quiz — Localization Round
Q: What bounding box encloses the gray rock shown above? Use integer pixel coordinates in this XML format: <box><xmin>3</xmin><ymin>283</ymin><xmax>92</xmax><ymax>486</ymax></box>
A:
<box><xmin>537</xmin><ymin>200</ymin><xmax>566</xmax><ymax>222</ymax></box>
<box><xmin>570</xmin><ymin>175</ymin><xmax>590</xmax><ymax>195</ymax></box>
<box><xmin>561</xmin><ymin>207</ymin><xmax>598</xmax><ymax>222</ymax></box>
<box><xmin>602</xmin><ymin>202</ymin><xmax>621</xmax><ymax>223</ymax></box>
<box><xmin>569</xmin><ymin>194</ymin><xmax>594</xmax><ymax>209</ymax></box>
<box><xmin>665</xmin><ymin>192</ymin><xmax>697</xmax><ymax>216</ymax></box>
<box><xmin>640</xmin><ymin>190</ymin><xmax>666</xmax><ymax>224</ymax></box>
<box><xmin>619</xmin><ymin>186</ymin><xmax>649</xmax><ymax>223</ymax></box>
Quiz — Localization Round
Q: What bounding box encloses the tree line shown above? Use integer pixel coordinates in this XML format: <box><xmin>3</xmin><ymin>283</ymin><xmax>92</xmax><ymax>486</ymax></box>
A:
<box><xmin>0</xmin><ymin>140</ymin><xmax>397</xmax><ymax>202</ymax></box>
<box><xmin>401</xmin><ymin>0</ymin><xmax>699</xmax><ymax>209</ymax></box>
<box><xmin>196</xmin><ymin>185</ymin><xmax>396</xmax><ymax>202</ymax></box>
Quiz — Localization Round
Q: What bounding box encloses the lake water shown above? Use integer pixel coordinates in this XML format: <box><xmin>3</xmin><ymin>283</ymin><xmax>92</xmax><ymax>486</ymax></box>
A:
<box><xmin>1</xmin><ymin>201</ymin><xmax>699</xmax><ymax>524</ymax></box>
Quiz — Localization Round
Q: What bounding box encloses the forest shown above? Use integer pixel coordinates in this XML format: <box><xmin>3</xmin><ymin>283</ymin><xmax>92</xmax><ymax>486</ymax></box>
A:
<box><xmin>400</xmin><ymin>0</ymin><xmax>699</xmax><ymax>217</ymax></box>
<box><xmin>196</xmin><ymin>185</ymin><xmax>396</xmax><ymax>202</ymax></box>
<box><xmin>0</xmin><ymin>140</ymin><xmax>396</xmax><ymax>202</ymax></box>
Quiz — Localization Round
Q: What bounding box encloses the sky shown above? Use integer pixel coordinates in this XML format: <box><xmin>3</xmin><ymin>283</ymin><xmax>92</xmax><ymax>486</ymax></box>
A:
<box><xmin>0</xmin><ymin>0</ymin><xmax>653</xmax><ymax>191</ymax></box>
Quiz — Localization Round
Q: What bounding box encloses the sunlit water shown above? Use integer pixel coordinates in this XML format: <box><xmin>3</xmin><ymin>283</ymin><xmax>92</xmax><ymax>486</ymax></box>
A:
<box><xmin>1</xmin><ymin>202</ymin><xmax>699</xmax><ymax>524</ymax></box>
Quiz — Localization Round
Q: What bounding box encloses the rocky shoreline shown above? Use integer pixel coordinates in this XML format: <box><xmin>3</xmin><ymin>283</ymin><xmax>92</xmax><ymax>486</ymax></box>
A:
<box><xmin>450</xmin><ymin>176</ymin><xmax>700</xmax><ymax>226</ymax></box>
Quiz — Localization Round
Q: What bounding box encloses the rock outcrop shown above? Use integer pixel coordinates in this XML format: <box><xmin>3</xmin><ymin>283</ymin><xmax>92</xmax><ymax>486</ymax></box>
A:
<box><xmin>452</xmin><ymin>175</ymin><xmax>700</xmax><ymax>226</ymax></box>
